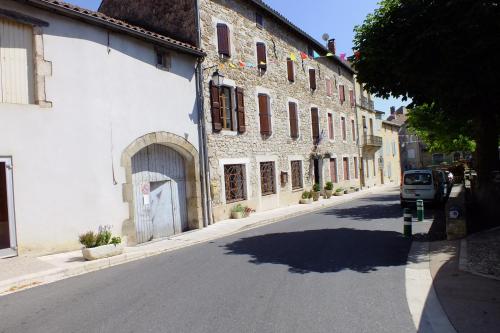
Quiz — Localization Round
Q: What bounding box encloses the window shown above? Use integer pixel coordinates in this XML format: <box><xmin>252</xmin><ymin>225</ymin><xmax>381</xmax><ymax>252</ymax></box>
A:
<box><xmin>0</xmin><ymin>18</ymin><xmax>34</xmax><ymax>104</ymax></box>
<box><xmin>392</xmin><ymin>142</ymin><xmax>397</xmax><ymax>156</ymax></box>
<box><xmin>216</xmin><ymin>23</ymin><xmax>231</xmax><ymax>57</ymax></box>
<box><xmin>219</xmin><ymin>86</ymin><xmax>232</xmax><ymax>130</ymax></box>
<box><xmin>260</xmin><ymin>162</ymin><xmax>276</xmax><ymax>196</ymax></box>
<box><xmin>341</xmin><ymin>117</ymin><xmax>346</xmax><ymax>141</ymax></box>
<box><xmin>326</xmin><ymin>79</ymin><xmax>333</xmax><ymax>97</ymax></box>
<box><xmin>256</xmin><ymin>13</ymin><xmax>263</xmax><ymax>27</ymax></box>
<box><xmin>354</xmin><ymin>157</ymin><xmax>359</xmax><ymax>179</ymax></box>
<box><xmin>339</xmin><ymin>85</ymin><xmax>345</xmax><ymax>104</ymax></box>
<box><xmin>287</xmin><ymin>58</ymin><xmax>294</xmax><ymax>82</ymax></box>
<box><xmin>328</xmin><ymin>113</ymin><xmax>334</xmax><ymax>140</ymax></box>
<box><xmin>349</xmin><ymin>90</ymin><xmax>355</xmax><ymax>107</ymax></box>
<box><xmin>343</xmin><ymin>157</ymin><xmax>350</xmax><ymax>180</ymax></box>
<box><xmin>366</xmin><ymin>159</ymin><xmax>370</xmax><ymax>178</ymax></box>
<box><xmin>256</xmin><ymin>42</ymin><xmax>267</xmax><ymax>71</ymax></box>
<box><xmin>309</xmin><ymin>69</ymin><xmax>316</xmax><ymax>90</ymax></box>
<box><xmin>156</xmin><ymin>50</ymin><xmax>171</xmax><ymax>70</ymax></box>
<box><xmin>289</xmin><ymin>102</ymin><xmax>299</xmax><ymax>139</ymax></box>
<box><xmin>291</xmin><ymin>160</ymin><xmax>303</xmax><ymax>190</ymax></box>
<box><xmin>372</xmin><ymin>159</ymin><xmax>376</xmax><ymax>177</ymax></box>
<box><xmin>351</xmin><ymin>119</ymin><xmax>356</xmax><ymax>141</ymax></box>
<box><xmin>330</xmin><ymin>158</ymin><xmax>338</xmax><ymax>183</ymax></box>
<box><xmin>258</xmin><ymin>94</ymin><xmax>271</xmax><ymax>136</ymax></box>
<box><xmin>311</xmin><ymin>108</ymin><xmax>320</xmax><ymax>141</ymax></box>
<box><xmin>224</xmin><ymin>164</ymin><xmax>245</xmax><ymax>202</ymax></box>
<box><xmin>404</xmin><ymin>173</ymin><xmax>432</xmax><ymax>186</ymax></box>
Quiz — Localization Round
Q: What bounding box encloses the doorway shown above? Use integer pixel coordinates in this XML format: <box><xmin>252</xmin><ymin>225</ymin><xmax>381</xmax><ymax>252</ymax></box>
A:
<box><xmin>313</xmin><ymin>159</ymin><xmax>320</xmax><ymax>185</ymax></box>
<box><xmin>0</xmin><ymin>158</ymin><xmax>17</xmax><ymax>258</ymax></box>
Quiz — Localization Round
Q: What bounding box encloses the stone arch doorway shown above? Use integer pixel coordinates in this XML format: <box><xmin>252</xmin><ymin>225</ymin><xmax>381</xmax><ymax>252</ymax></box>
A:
<box><xmin>121</xmin><ymin>132</ymin><xmax>202</xmax><ymax>245</ymax></box>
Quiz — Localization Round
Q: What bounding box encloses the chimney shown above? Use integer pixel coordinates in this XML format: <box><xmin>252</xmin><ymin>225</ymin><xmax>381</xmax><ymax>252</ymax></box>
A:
<box><xmin>390</xmin><ymin>106</ymin><xmax>396</xmax><ymax>115</ymax></box>
<box><xmin>327</xmin><ymin>38</ymin><xmax>336</xmax><ymax>55</ymax></box>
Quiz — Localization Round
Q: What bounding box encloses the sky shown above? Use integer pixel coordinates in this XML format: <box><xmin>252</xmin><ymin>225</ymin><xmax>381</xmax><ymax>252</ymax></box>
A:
<box><xmin>66</xmin><ymin>0</ymin><xmax>407</xmax><ymax>114</ymax></box>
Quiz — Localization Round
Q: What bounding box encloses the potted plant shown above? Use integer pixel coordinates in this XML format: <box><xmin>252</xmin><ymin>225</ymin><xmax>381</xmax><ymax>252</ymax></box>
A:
<box><xmin>244</xmin><ymin>206</ymin><xmax>255</xmax><ymax>217</ymax></box>
<box><xmin>344</xmin><ymin>188</ymin><xmax>349</xmax><ymax>194</ymax></box>
<box><xmin>300</xmin><ymin>191</ymin><xmax>313</xmax><ymax>204</ymax></box>
<box><xmin>79</xmin><ymin>226</ymin><xmax>123</xmax><ymax>261</ymax></box>
<box><xmin>231</xmin><ymin>204</ymin><xmax>246</xmax><ymax>219</ymax></box>
<box><xmin>324</xmin><ymin>181</ymin><xmax>334</xmax><ymax>199</ymax></box>
<box><xmin>334</xmin><ymin>188</ymin><xmax>344</xmax><ymax>196</ymax></box>
<box><xmin>312</xmin><ymin>183</ymin><xmax>321</xmax><ymax>201</ymax></box>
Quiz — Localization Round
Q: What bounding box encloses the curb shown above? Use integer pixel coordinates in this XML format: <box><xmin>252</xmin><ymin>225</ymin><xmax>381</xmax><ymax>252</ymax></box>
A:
<box><xmin>405</xmin><ymin>241</ymin><xmax>457</xmax><ymax>333</ymax></box>
<box><xmin>1</xmin><ymin>185</ymin><xmax>396</xmax><ymax>296</ymax></box>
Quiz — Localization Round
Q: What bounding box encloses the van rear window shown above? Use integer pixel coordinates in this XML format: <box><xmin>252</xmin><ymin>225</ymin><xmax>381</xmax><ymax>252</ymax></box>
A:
<box><xmin>404</xmin><ymin>173</ymin><xmax>432</xmax><ymax>185</ymax></box>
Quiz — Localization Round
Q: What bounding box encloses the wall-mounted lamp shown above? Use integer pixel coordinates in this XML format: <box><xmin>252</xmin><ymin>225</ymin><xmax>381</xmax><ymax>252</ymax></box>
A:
<box><xmin>212</xmin><ymin>69</ymin><xmax>225</xmax><ymax>87</ymax></box>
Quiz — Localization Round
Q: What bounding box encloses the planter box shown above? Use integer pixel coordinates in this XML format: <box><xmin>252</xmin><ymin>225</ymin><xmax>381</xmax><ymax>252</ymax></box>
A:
<box><xmin>231</xmin><ymin>211</ymin><xmax>244</xmax><ymax>219</ymax></box>
<box><xmin>312</xmin><ymin>192</ymin><xmax>321</xmax><ymax>201</ymax></box>
<box><xmin>324</xmin><ymin>190</ymin><xmax>333</xmax><ymax>199</ymax></box>
<box><xmin>82</xmin><ymin>244</ymin><xmax>124</xmax><ymax>261</ymax></box>
<box><xmin>334</xmin><ymin>191</ymin><xmax>344</xmax><ymax>196</ymax></box>
<box><xmin>300</xmin><ymin>198</ymin><xmax>313</xmax><ymax>204</ymax></box>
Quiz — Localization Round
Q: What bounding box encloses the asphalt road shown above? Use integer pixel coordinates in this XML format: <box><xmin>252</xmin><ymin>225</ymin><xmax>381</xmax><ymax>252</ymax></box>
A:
<box><xmin>0</xmin><ymin>189</ymin><xmax>429</xmax><ymax>333</ymax></box>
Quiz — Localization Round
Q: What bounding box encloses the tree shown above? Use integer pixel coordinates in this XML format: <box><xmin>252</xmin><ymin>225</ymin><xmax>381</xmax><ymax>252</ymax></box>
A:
<box><xmin>406</xmin><ymin>104</ymin><xmax>476</xmax><ymax>153</ymax></box>
<box><xmin>351</xmin><ymin>0</ymin><xmax>500</xmax><ymax>199</ymax></box>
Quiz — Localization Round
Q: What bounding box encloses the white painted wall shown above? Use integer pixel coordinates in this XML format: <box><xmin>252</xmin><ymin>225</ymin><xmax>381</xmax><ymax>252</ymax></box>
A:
<box><xmin>0</xmin><ymin>1</ymin><xmax>200</xmax><ymax>254</ymax></box>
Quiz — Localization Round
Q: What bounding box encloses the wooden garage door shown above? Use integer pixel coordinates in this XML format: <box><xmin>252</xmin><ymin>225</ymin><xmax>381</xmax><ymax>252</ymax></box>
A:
<box><xmin>132</xmin><ymin>144</ymin><xmax>188</xmax><ymax>243</ymax></box>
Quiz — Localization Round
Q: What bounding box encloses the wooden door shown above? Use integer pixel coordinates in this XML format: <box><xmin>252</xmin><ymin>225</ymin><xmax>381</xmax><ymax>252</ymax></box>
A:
<box><xmin>0</xmin><ymin>158</ymin><xmax>17</xmax><ymax>258</ymax></box>
<box><xmin>343</xmin><ymin>158</ymin><xmax>349</xmax><ymax>180</ymax></box>
<box><xmin>329</xmin><ymin>158</ymin><xmax>337</xmax><ymax>183</ymax></box>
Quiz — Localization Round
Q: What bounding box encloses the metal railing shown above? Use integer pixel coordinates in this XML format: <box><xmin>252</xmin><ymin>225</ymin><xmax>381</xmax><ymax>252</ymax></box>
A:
<box><xmin>359</xmin><ymin>96</ymin><xmax>375</xmax><ymax>110</ymax></box>
<box><xmin>363</xmin><ymin>135</ymin><xmax>383</xmax><ymax>147</ymax></box>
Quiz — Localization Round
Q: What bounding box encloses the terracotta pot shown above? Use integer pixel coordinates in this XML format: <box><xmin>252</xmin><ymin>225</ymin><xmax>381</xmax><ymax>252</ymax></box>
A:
<box><xmin>82</xmin><ymin>244</ymin><xmax>124</xmax><ymax>261</ymax></box>
<box><xmin>300</xmin><ymin>198</ymin><xmax>313</xmax><ymax>204</ymax></box>
<box><xmin>231</xmin><ymin>211</ymin><xmax>244</xmax><ymax>219</ymax></box>
<box><xmin>312</xmin><ymin>191</ymin><xmax>321</xmax><ymax>201</ymax></box>
<box><xmin>325</xmin><ymin>190</ymin><xmax>333</xmax><ymax>198</ymax></box>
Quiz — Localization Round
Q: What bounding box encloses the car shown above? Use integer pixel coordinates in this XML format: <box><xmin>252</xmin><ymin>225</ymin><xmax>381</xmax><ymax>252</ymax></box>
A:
<box><xmin>436</xmin><ymin>170</ymin><xmax>449</xmax><ymax>200</ymax></box>
<box><xmin>400</xmin><ymin>169</ymin><xmax>443</xmax><ymax>207</ymax></box>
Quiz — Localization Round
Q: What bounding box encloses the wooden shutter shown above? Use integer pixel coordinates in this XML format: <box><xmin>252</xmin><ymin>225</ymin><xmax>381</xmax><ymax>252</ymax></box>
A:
<box><xmin>309</xmin><ymin>69</ymin><xmax>316</xmax><ymax>90</ymax></box>
<box><xmin>349</xmin><ymin>89</ymin><xmax>354</xmax><ymax>106</ymax></box>
<box><xmin>328</xmin><ymin>113</ymin><xmax>334</xmax><ymax>139</ymax></box>
<box><xmin>236</xmin><ymin>87</ymin><xmax>245</xmax><ymax>133</ymax></box>
<box><xmin>351</xmin><ymin>119</ymin><xmax>356</xmax><ymax>141</ymax></box>
<box><xmin>341</xmin><ymin>117</ymin><xmax>346</xmax><ymax>140</ymax></box>
<box><xmin>209</xmin><ymin>81</ymin><xmax>222</xmax><ymax>132</ymax></box>
<box><xmin>339</xmin><ymin>85</ymin><xmax>345</xmax><ymax>103</ymax></box>
<box><xmin>257</xmin><ymin>43</ymin><xmax>267</xmax><ymax>70</ymax></box>
<box><xmin>343</xmin><ymin>158</ymin><xmax>349</xmax><ymax>180</ymax></box>
<box><xmin>289</xmin><ymin>102</ymin><xmax>298</xmax><ymax>138</ymax></box>
<box><xmin>330</xmin><ymin>159</ymin><xmax>337</xmax><ymax>183</ymax></box>
<box><xmin>311</xmin><ymin>108</ymin><xmax>319</xmax><ymax>140</ymax></box>
<box><xmin>217</xmin><ymin>24</ymin><xmax>230</xmax><ymax>57</ymax></box>
<box><xmin>259</xmin><ymin>94</ymin><xmax>271</xmax><ymax>135</ymax></box>
<box><xmin>287</xmin><ymin>58</ymin><xmax>294</xmax><ymax>82</ymax></box>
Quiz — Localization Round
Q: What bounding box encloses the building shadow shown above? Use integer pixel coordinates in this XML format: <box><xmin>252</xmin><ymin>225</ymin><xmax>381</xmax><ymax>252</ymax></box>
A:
<box><xmin>224</xmin><ymin>228</ymin><xmax>411</xmax><ymax>274</ymax></box>
<box><xmin>319</xmin><ymin>204</ymin><xmax>403</xmax><ymax>220</ymax></box>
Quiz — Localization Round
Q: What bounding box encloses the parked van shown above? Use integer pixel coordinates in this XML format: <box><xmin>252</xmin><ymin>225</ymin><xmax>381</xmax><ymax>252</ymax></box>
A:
<box><xmin>400</xmin><ymin>169</ymin><xmax>443</xmax><ymax>207</ymax></box>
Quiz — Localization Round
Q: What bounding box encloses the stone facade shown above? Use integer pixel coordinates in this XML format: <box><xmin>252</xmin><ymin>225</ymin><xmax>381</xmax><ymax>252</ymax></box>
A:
<box><xmin>381</xmin><ymin>121</ymin><xmax>402</xmax><ymax>185</ymax></box>
<box><xmin>199</xmin><ymin>0</ymin><xmax>359</xmax><ymax>220</ymax></box>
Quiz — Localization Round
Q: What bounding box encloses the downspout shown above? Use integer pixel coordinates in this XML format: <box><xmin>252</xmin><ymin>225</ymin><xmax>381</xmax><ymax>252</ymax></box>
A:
<box><xmin>194</xmin><ymin>0</ymin><xmax>213</xmax><ymax>227</ymax></box>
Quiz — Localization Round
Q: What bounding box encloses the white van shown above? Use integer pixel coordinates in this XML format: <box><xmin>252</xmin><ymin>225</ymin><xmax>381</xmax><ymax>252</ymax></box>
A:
<box><xmin>400</xmin><ymin>169</ymin><xmax>442</xmax><ymax>207</ymax></box>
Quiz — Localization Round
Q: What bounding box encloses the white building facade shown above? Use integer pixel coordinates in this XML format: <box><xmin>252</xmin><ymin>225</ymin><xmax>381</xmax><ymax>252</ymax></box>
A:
<box><xmin>0</xmin><ymin>0</ymin><xmax>206</xmax><ymax>256</ymax></box>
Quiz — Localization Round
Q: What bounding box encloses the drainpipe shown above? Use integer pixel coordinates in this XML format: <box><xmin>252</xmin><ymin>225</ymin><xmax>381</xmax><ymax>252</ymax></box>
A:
<box><xmin>194</xmin><ymin>0</ymin><xmax>213</xmax><ymax>227</ymax></box>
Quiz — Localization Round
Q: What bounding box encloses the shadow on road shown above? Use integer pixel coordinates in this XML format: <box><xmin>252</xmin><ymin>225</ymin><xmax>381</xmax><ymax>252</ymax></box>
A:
<box><xmin>224</xmin><ymin>228</ymin><xmax>411</xmax><ymax>274</ymax></box>
<box><xmin>319</xmin><ymin>203</ymin><xmax>403</xmax><ymax>220</ymax></box>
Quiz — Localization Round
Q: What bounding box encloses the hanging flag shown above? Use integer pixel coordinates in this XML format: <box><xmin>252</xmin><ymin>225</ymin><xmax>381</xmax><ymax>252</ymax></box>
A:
<box><xmin>239</xmin><ymin>60</ymin><xmax>246</xmax><ymax>67</ymax></box>
<box><xmin>340</xmin><ymin>53</ymin><xmax>346</xmax><ymax>61</ymax></box>
<box><xmin>246</xmin><ymin>62</ymin><xmax>255</xmax><ymax>68</ymax></box>
<box><xmin>300</xmin><ymin>51</ymin><xmax>308</xmax><ymax>60</ymax></box>
<box><xmin>229</xmin><ymin>63</ymin><xmax>237</xmax><ymax>68</ymax></box>
<box><xmin>290</xmin><ymin>53</ymin><xmax>297</xmax><ymax>62</ymax></box>
<box><xmin>313</xmin><ymin>50</ymin><xmax>321</xmax><ymax>59</ymax></box>
<box><xmin>326</xmin><ymin>52</ymin><xmax>334</xmax><ymax>57</ymax></box>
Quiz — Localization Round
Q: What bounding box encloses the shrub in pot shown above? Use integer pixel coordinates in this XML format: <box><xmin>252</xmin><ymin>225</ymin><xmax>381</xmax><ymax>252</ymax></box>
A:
<box><xmin>300</xmin><ymin>191</ymin><xmax>313</xmax><ymax>204</ymax></box>
<box><xmin>324</xmin><ymin>181</ymin><xmax>334</xmax><ymax>198</ymax></box>
<box><xmin>231</xmin><ymin>204</ymin><xmax>246</xmax><ymax>219</ymax></box>
<box><xmin>79</xmin><ymin>226</ymin><xmax>123</xmax><ymax>261</ymax></box>
<box><xmin>334</xmin><ymin>188</ymin><xmax>344</xmax><ymax>196</ymax></box>
<box><xmin>312</xmin><ymin>183</ymin><xmax>321</xmax><ymax>201</ymax></box>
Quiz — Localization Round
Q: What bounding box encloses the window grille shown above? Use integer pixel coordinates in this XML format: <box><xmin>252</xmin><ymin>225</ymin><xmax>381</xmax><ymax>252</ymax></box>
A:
<box><xmin>224</xmin><ymin>164</ymin><xmax>245</xmax><ymax>202</ymax></box>
<box><xmin>260</xmin><ymin>162</ymin><xmax>276</xmax><ymax>196</ymax></box>
<box><xmin>291</xmin><ymin>161</ymin><xmax>303</xmax><ymax>190</ymax></box>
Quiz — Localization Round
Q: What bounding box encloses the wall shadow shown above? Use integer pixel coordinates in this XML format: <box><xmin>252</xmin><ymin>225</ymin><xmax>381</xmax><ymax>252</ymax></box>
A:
<box><xmin>224</xmin><ymin>228</ymin><xmax>411</xmax><ymax>274</ymax></box>
<box><xmin>319</xmin><ymin>203</ymin><xmax>403</xmax><ymax>220</ymax></box>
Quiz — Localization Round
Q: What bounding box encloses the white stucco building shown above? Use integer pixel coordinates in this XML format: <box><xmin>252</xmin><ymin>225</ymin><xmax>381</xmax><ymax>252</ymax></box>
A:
<box><xmin>0</xmin><ymin>0</ymin><xmax>206</xmax><ymax>257</ymax></box>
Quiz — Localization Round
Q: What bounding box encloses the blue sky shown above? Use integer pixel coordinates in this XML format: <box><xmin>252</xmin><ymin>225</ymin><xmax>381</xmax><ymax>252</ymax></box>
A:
<box><xmin>66</xmin><ymin>0</ymin><xmax>406</xmax><ymax>114</ymax></box>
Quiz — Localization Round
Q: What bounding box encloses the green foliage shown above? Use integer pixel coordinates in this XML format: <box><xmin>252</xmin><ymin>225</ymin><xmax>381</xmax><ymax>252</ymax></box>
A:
<box><xmin>110</xmin><ymin>237</ymin><xmax>122</xmax><ymax>246</ymax></box>
<box><xmin>335</xmin><ymin>188</ymin><xmax>344</xmax><ymax>193</ymax></box>
<box><xmin>325</xmin><ymin>181</ymin><xmax>334</xmax><ymax>191</ymax></box>
<box><xmin>79</xmin><ymin>225</ymin><xmax>118</xmax><ymax>248</ymax></box>
<box><xmin>302</xmin><ymin>191</ymin><xmax>312</xmax><ymax>199</ymax></box>
<box><xmin>313</xmin><ymin>183</ymin><xmax>321</xmax><ymax>192</ymax></box>
<box><xmin>231</xmin><ymin>204</ymin><xmax>245</xmax><ymax>213</ymax></box>
<box><xmin>79</xmin><ymin>231</ymin><xmax>96</xmax><ymax>248</ymax></box>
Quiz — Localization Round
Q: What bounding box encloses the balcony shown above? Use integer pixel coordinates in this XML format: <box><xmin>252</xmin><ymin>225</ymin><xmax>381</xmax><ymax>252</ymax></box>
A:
<box><xmin>363</xmin><ymin>135</ymin><xmax>383</xmax><ymax>148</ymax></box>
<box><xmin>359</xmin><ymin>96</ymin><xmax>375</xmax><ymax>111</ymax></box>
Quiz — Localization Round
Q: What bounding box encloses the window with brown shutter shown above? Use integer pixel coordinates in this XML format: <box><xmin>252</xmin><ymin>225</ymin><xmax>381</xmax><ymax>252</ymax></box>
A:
<box><xmin>287</xmin><ymin>58</ymin><xmax>294</xmax><ymax>82</ymax></box>
<box><xmin>216</xmin><ymin>23</ymin><xmax>230</xmax><ymax>57</ymax></box>
<box><xmin>326</xmin><ymin>79</ymin><xmax>332</xmax><ymax>97</ymax></box>
<box><xmin>339</xmin><ymin>85</ymin><xmax>345</xmax><ymax>104</ymax></box>
<box><xmin>341</xmin><ymin>116</ymin><xmax>346</xmax><ymax>140</ymax></box>
<box><xmin>219</xmin><ymin>86</ymin><xmax>232</xmax><ymax>130</ymax></box>
<box><xmin>256</xmin><ymin>42</ymin><xmax>267</xmax><ymax>71</ymax></box>
<box><xmin>289</xmin><ymin>102</ymin><xmax>299</xmax><ymax>139</ymax></box>
<box><xmin>351</xmin><ymin>119</ymin><xmax>356</xmax><ymax>141</ymax></box>
<box><xmin>209</xmin><ymin>81</ymin><xmax>222</xmax><ymax>132</ymax></box>
<box><xmin>236</xmin><ymin>87</ymin><xmax>245</xmax><ymax>133</ymax></box>
<box><xmin>258</xmin><ymin>94</ymin><xmax>271</xmax><ymax>135</ymax></box>
<box><xmin>330</xmin><ymin>158</ymin><xmax>338</xmax><ymax>183</ymax></box>
<box><xmin>349</xmin><ymin>89</ymin><xmax>355</xmax><ymax>107</ymax></box>
<box><xmin>328</xmin><ymin>113</ymin><xmax>334</xmax><ymax>139</ymax></box>
<box><xmin>343</xmin><ymin>157</ymin><xmax>350</xmax><ymax>180</ymax></box>
<box><xmin>311</xmin><ymin>107</ymin><xmax>319</xmax><ymax>141</ymax></box>
<box><xmin>309</xmin><ymin>68</ymin><xmax>316</xmax><ymax>90</ymax></box>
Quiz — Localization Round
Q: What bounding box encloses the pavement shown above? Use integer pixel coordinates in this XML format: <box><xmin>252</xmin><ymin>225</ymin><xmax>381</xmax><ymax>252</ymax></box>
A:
<box><xmin>0</xmin><ymin>187</ymin><xmax>431</xmax><ymax>333</ymax></box>
<box><xmin>0</xmin><ymin>184</ymin><xmax>395</xmax><ymax>296</ymax></box>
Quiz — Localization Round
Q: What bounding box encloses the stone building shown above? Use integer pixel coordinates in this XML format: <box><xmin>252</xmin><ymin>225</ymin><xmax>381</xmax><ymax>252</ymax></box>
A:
<box><xmin>100</xmin><ymin>0</ymin><xmax>360</xmax><ymax>221</ymax></box>
<box><xmin>380</xmin><ymin>120</ymin><xmax>402</xmax><ymax>185</ymax></box>
<box><xmin>0</xmin><ymin>0</ymin><xmax>205</xmax><ymax>256</ymax></box>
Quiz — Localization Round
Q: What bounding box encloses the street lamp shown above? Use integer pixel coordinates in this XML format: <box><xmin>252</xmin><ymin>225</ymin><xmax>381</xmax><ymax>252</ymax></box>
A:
<box><xmin>212</xmin><ymin>69</ymin><xmax>224</xmax><ymax>87</ymax></box>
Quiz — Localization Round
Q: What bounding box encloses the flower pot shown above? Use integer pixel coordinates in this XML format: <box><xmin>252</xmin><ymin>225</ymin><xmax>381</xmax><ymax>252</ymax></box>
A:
<box><xmin>325</xmin><ymin>190</ymin><xmax>333</xmax><ymax>199</ymax></box>
<box><xmin>312</xmin><ymin>191</ymin><xmax>321</xmax><ymax>201</ymax></box>
<box><xmin>334</xmin><ymin>191</ymin><xmax>344</xmax><ymax>196</ymax></box>
<box><xmin>344</xmin><ymin>190</ymin><xmax>349</xmax><ymax>194</ymax></box>
<box><xmin>82</xmin><ymin>244</ymin><xmax>124</xmax><ymax>261</ymax></box>
<box><xmin>300</xmin><ymin>198</ymin><xmax>313</xmax><ymax>204</ymax></box>
<box><xmin>231</xmin><ymin>211</ymin><xmax>244</xmax><ymax>219</ymax></box>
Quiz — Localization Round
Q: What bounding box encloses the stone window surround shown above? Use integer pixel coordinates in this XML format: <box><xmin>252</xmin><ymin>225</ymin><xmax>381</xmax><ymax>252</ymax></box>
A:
<box><xmin>217</xmin><ymin>77</ymin><xmax>239</xmax><ymax>135</ymax></box>
<box><xmin>255</xmin><ymin>86</ymin><xmax>274</xmax><ymax>139</ymax></box>
<box><xmin>341</xmin><ymin>154</ymin><xmax>352</xmax><ymax>181</ymax></box>
<box><xmin>255</xmin><ymin>155</ymin><xmax>279</xmax><ymax>199</ymax></box>
<box><xmin>288</xmin><ymin>155</ymin><xmax>305</xmax><ymax>192</ymax></box>
<box><xmin>286</xmin><ymin>97</ymin><xmax>301</xmax><ymax>140</ymax></box>
<box><xmin>253</xmin><ymin>37</ymin><xmax>268</xmax><ymax>71</ymax></box>
<box><xmin>211</xmin><ymin>17</ymin><xmax>236</xmax><ymax>59</ymax></box>
<box><xmin>350</xmin><ymin>116</ymin><xmax>356</xmax><ymax>142</ymax></box>
<box><xmin>328</xmin><ymin>153</ymin><xmax>339</xmax><ymax>183</ymax></box>
<box><xmin>340</xmin><ymin>112</ymin><xmax>347</xmax><ymax>143</ymax></box>
<box><xmin>309</xmin><ymin>103</ymin><xmax>320</xmax><ymax>142</ymax></box>
<box><xmin>307</xmin><ymin>65</ymin><xmax>317</xmax><ymax>92</ymax></box>
<box><xmin>326</xmin><ymin>109</ymin><xmax>335</xmax><ymax>143</ymax></box>
<box><xmin>0</xmin><ymin>8</ymin><xmax>52</xmax><ymax>108</ymax></box>
<box><xmin>218</xmin><ymin>157</ymin><xmax>251</xmax><ymax>205</ymax></box>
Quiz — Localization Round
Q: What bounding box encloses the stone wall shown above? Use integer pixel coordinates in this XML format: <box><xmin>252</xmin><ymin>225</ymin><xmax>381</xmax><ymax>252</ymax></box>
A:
<box><xmin>200</xmin><ymin>0</ymin><xmax>360</xmax><ymax>220</ymax></box>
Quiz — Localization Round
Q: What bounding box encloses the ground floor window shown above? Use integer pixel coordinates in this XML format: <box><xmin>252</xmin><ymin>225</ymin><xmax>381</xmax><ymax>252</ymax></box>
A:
<box><xmin>291</xmin><ymin>160</ymin><xmax>303</xmax><ymax>190</ymax></box>
<box><xmin>343</xmin><ymin>157</ymin><xmax>350</xmax><ymax>180</ymax></box>
<box><xmin>330</xmin><ymin>158</ymin><xmax>338</xmax><ymax>183</ymax></box>
<box><xmin>224</xmin><ymin>164</ymin><xmax>245</xmax><ymax>202</ymax></box>
<box><xmin>260</xmin><ymin>161</ymin><xmax>276</xmax><ymax>196</ymax></box>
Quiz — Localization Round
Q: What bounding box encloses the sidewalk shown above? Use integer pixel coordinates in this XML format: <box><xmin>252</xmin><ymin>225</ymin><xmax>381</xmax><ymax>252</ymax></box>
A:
<box><xmin>0</xmin><ymin>184</ymin><xmax>397</xmax><ymax>296</ymax></box>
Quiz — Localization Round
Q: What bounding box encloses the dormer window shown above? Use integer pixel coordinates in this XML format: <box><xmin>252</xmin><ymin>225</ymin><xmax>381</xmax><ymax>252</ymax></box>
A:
<box><xmin>156</xmin><ymin>50</ymin><xmax>171</xmax><ymax>70</ymax></box>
